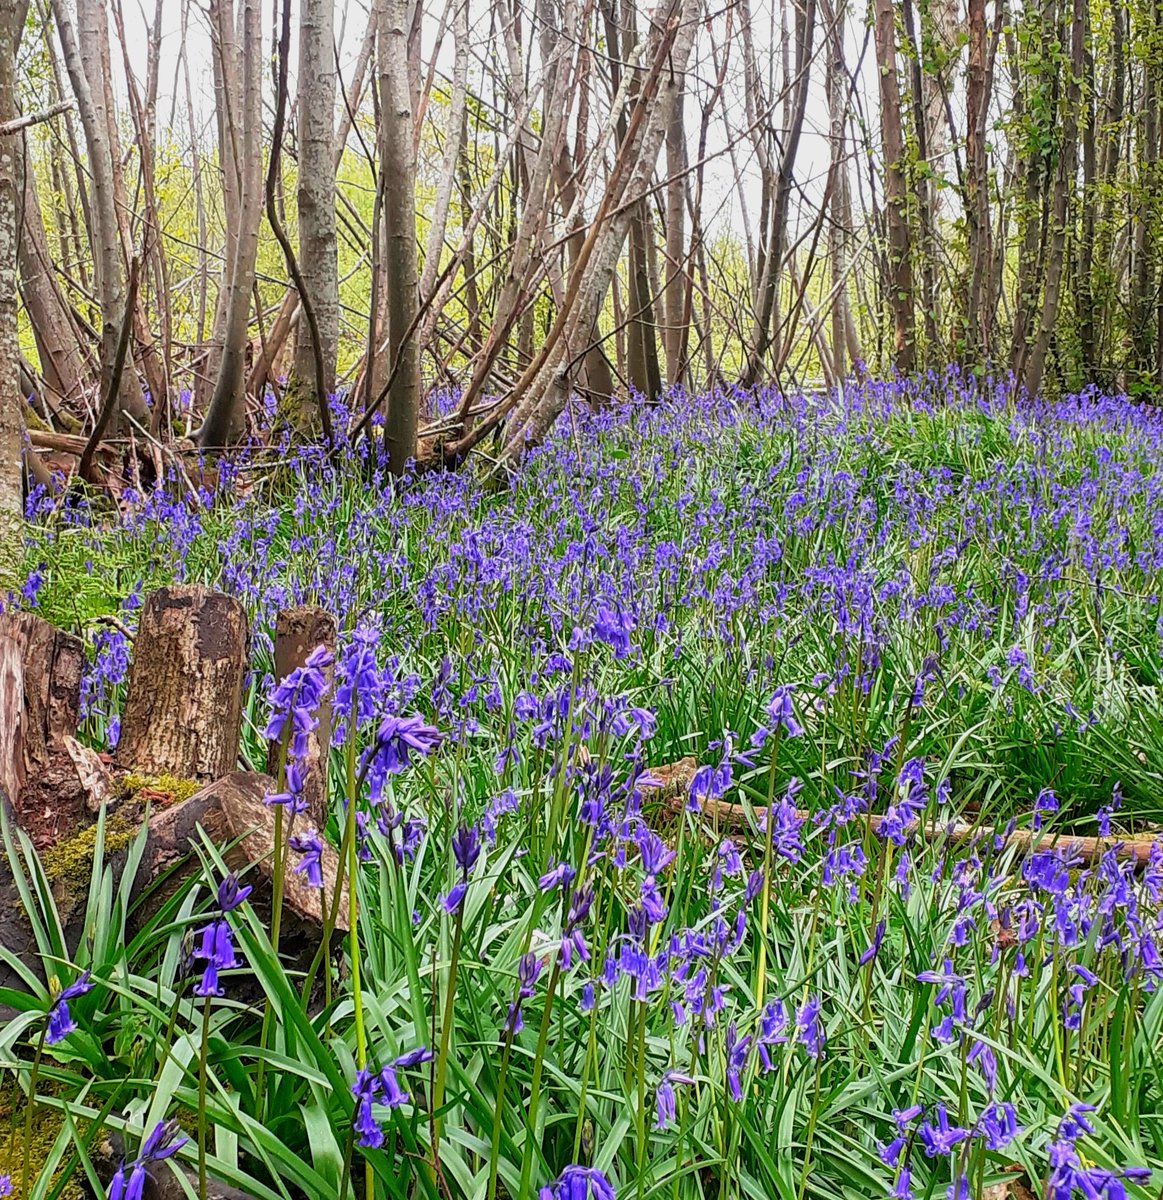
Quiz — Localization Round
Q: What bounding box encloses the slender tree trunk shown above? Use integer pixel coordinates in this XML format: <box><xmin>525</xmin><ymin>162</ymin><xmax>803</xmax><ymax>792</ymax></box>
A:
<box><xmin>52</xmin><ymin>0</ymin><xmax>147</xmax><ymax>429</ymax></box>
<box><xmin>1020</xmin><ymin>0</ymin><xmax>1083</xmax><ymax>397</ymax></box>
<box><xmin>289</xmin><ymin>0</ymin><xmax>340</xmax><ymax>428</ymax></box>
<box><xmin>663</xmin><ymin>76</ymin><xmax>687</xmax><ymax>387</ymax></box>
<box><xmin>0</xmin><ymin>0</ymin><xmax>21</xmax><ymax>587</ymax></box>
<box><xmin>872</xmin><ymin>0</ymin><xmax>915</xmax><ymax>372</ymax></box>
<box><xmin>822</xmin><ymin>0</ymin><xmax>860</xmax><ymax>378</ymax></box>
<box><xmin>379</xmin><ymin>0</ymin><xmax>422</xmax><ymax>473</ymax></box>
<box><xmin>965</xmin><ymin>0</ymin><xmax>994</xmax><ymax>361</ymax></box>
<box><xmin>495</xmin><ymin>0</ymin><xmax>701</xmax><ymax>458</ymax></box>
<box><xmin>419</xmin><ymin>0</ymin><xmax>468</xmax><ymax>309</ymax></box>
<box><xmin>742</xmin><ymin>0</ymin><xmax>815</xmax><ymax>385</ymax></box>
<box><xmin>197</xmin><ymin>0</ymin><xmax>242</xmax><ymax>414</ymax></box>
<box><xmin>901</xmin><ymin>0</ymin><xmax>939</xmax><ymax>362</ymax></box>
<box><xmin>1093</xmin><ymin>0</ymin><xmax>1125</xmax><ymax>383</ymax></box>
<box><xmin>16</xmin><ymin>142</ymin><xmax>89</xmax><ymax>409</ymax></box>
<box><xmin>198</xmin><ymin>0</ymin><xmax>263</xmax><ymax>447</ymax></box>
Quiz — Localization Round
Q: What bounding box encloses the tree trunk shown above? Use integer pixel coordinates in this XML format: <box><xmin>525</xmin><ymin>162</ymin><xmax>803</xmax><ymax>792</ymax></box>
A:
<box><xmin>379</xmin><ymin>0</ymin><xmax>423</xmax><ymax>475</ymax></box>
<box><xmin>965</xmin><ymin>0</ymin><xmax>994</xmax><ymax>361</ymax></box>
<box><xmin>419</xmin><ymin>0</ymin><xmax>469</xmax><ymax>310</ymax></box>
<box><xmin>116</xmin><ymin>586</ymin><xmax>249</xmax><ymax>781</ymax></box>
<box><xmin>497</xmin><ymin>0</ymin><xmax>700</xmax><ymax>457</ymax></box>
<box><xmin>627</xmin><ymin>202</ymin><xmax>662</xmax><ymax>398</ymax></box>
<box><xmin>901</xmin><ymin>0</ymin><xmax>939</xmax><ymax>363</ymax></box>
<box><xmin>823</xmin><ymin>0</ymin><xmax>860</xmax><ymax>379</ymax></box>
<box><xmin>16</xmin><ymin>142</ymin><xmax>89</xmax><ymax>411</ymax></box>
<box><xmin>289</xmin><ymin>0</ymin><xmax>340</xmax><ymax>427</ymax></box>
<box><xmin>741</xmin><ymin>0</ymin><xmax>815</xmax><ymax>385</ymax></box>
<box><xmin>664</xmin><ymin>77</ymin><xmax>687</xmax><ymax>387</ymax></box>
<box><xmin>0</xmin><ymin>3</ymin><xmax>21</xmax><ymax>589</ymax></box>
<box><xmin>0</xmin><ymin>612</ymin><xmax>89</xmax><ymax>848</ymax></box>
<box><xmin>52</xmin><ymin>0</ymin><xmax>147</xmax><ymax>430</ymax></box>
<box><xmin>198</xmin><ymin>0</ymin><xmax>264</xmax><ymax>448</ymax></box>
<box><xmin>1020</xmin><ymin>0</ymin><xmax>1083</xmax><ymax>398</ymax></box>
<box><xmin>872</xmin><ymin>0</ymin><xmax>915</xmax><ymax>373</ymax></box>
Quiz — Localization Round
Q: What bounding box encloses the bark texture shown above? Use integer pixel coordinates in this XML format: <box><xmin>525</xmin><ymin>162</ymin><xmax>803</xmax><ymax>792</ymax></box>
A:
<box><xmin>116</xmin><ymin>586</ymin><xmax>249</xmax><ymax>780</ymax></box>
<box><xmin>873</xmin><ymin>0</ymin><xmax>915</xmax><ymax>373</ymax></box>
<box><xmin>290</xmin><ymin>0</ymin><xmax>340</xmax><ymax>420</ymax></box>
<box><xmin>0</xmin><ymin>4</ymin><xmax>21</xmax><ymax>579</ymax></box>
<box><xmin>379</xmin><ymin>0</ymin><xmax>423</xmax><ymax>475</ymax></box>
<box><xmin>198</xmin><ymin>0</ymin><xmax>263</xmax><ymax>447</ymax></box>
<box><xmin>0</xmin><ymin>612</ymin><xmax>88</xmax><ymax>847</ymax></box>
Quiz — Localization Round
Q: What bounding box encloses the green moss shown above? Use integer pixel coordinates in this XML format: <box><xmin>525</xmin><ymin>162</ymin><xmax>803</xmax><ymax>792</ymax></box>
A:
<box><xmin>0</xmin><ymin>1084</ymin><xmax>85</xmax><ymax>1199</ymax></box>
<box><xmin>41</xmin><ymin>813</ymin><xmax>139</xmax><ymax>886</ymax></box>
<box><xmin>120</xmin><ymin>772</ymin><xmax>200</xmax><ymax>806</ymax></box>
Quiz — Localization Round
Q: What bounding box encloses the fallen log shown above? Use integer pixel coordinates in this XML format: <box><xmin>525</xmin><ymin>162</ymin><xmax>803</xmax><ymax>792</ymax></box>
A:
<box><xmin>141</xmin><ymin>771</ymin><xmax>350</xmax><ymax>929</ymax></box>
<box><xmin>650</xmin><ymin>757</ymin><xmax>1161</xmax><ymax>867</ymax></box>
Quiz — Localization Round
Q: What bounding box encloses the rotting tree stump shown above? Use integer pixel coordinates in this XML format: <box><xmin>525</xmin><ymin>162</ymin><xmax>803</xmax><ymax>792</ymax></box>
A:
<box><xmin>266</xmin><ymin>605</ymin><xmax>336</xmax><ymax>831</ymax></box>
<box><xmin>116</xmin><ymin>585</ymin><xmax>248</xmax><ymax>781</ymax></box>
<box><xmin>0</xmin><ymin>611</ymin><xmax>97</xmax><ymax>847</ymax></box>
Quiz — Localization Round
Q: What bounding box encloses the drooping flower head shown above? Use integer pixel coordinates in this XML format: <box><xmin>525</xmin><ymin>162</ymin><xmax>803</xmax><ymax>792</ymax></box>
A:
<box><xmin>539</xmin><ymin>1164</ymin><xmax>616</xmax><ymax>1200</ymax></box>
<box><xmin>46</xmin><ymin>970</ymin><xmax>94</xmax><ymax>1045</ymax></box>
<box><xmin>191</xmin><ymin>874</ymin><xmax>251</xmax><ymax>997</ymax></box>
<box><xmin>108</xmin><ymin>1118</ymin><xmax>189</xmax><ymax>1200</ymax></box>
<box><xmin>366</xmin><ymin>714</ymin><xmax>443</xmax><ymax>801</ymax></box>
<box><xmin>263</xmin><ymin>645</ymin><xmax>333</xmax><ymax>759</ymax></box>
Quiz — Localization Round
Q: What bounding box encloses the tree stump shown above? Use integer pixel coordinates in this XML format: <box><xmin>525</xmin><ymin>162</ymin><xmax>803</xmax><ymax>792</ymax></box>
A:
<box><xmin>0</xmin><ymin>611</ymin><xmax>89</xmax><ymax>846</ymax></box>
<box><xmin>266</xmin><ymin>605</ymin><xmax>336</xmax><ymax>830</ymax></box>
<box><xmin>116</xmin><ymin>586</ymin><xmax>248</xmax><ymax>781</ymax></box>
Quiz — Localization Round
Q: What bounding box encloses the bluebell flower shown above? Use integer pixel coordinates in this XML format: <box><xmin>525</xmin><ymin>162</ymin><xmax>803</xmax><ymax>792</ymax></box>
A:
<box><xmin>654</xmin><ymin>1070</ymin><xmax>694</xmax><ymax>1129</ymax></box>
<box><xmin>689</xmin><ymin>752</ymin><xmax>733</xmax><ymax>812</ymax></box>
<box><xmin>46</xmin><ymin>970</ymin><xmax>93</xmax><ymax>1044</ymax></box>
<box><xmin>967</xmin><ymin>1037</ymin><xmax>998</xmax><ymax>1093</ymax></box>
<box><xmin>859</xmin><ymin>920</ymin><xmax>886</xmax><ymax>966</ymax></box>
<box><xmin>290</xmin><ymin>831</ymin><xmax>324</xmax><ymax>887</ymax></box>
<box><xmin>892</xmin><ymin>1166</ymin><xmax>914</xmax><ymax>1200</ymax></box>
<box><xmin>507</xmin><ymin>952</ymin><xmax>544</xmax><ymax>1033</ymax></box>
<box><xmin>539</xmin><ymin>1164</ymin><xmax>616</xmax><ymax>1200</ymax></box>
<box><xmin>796</xmin><ymin>994</ymin><xmax>825</xmax><ymax>1058</ymax></box>
<box><xmin>593</xmin><ymin>604</ymin><xmax>635</xmax><ymax>659</ymax></box>
<box><xmin>265</xmin><ymin>759</ymin><xmax>309</xmax><ymax>814</ymax></box>
<box><xmin>1033</xmin><ymin>787</ymin><xmax>1059</xmax><ymax>832</ymax></box>
<box><xmin>263</xmin><ymin>645</ymin><xmax>333</xmax><ymax>759</ymax></box>
<box><xmin>191</xmin><ymin>874</ymin><xmax>251</xmax><ymax>996</ymax></box>
<box><xmin>365</xmin><ymin>714</ymin><xmax>443</xmax><ymax>800</ymax></box>
<box><xmin>452</xmin><ymin>823</ymin><xmax>481</xmax><ymax>876</ymax></box>
<box><xmin>918</xmin><ymin>1105</ymin><xmax>968</xmax><ymax>1156</ymax></box>
<box><xmin>724</xmin><ymin>1022</ymin><xmax>751</xmax><ymax>1100</ymax></box>
<box><xmin>108</xmin><ymin>1119</ymin><xmax>188</xmax><ymax>1200</ymax></box>
<box><xmin>540</xmin><ymin>860</ymin><xmax>577</xmax><ymax>892</ymax></box>
<box><xmin>351</xmin><ymin>1048</ymin><xmax>431</xmax><ymax>1147</ymax></box>
<box><xmin>979</xmin><ymin>1101</ymin><xmax>1021</xmax><ymax>1150</ymax></box>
